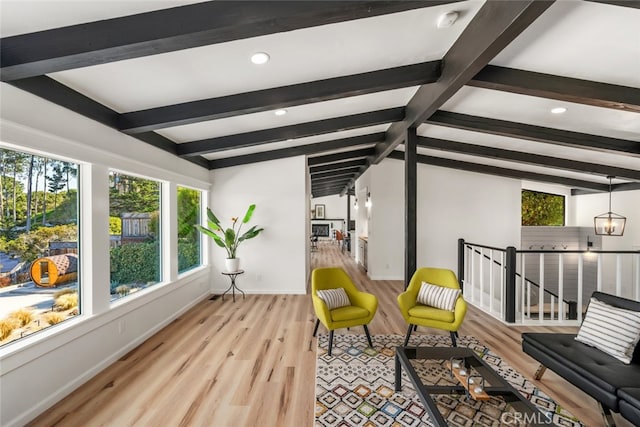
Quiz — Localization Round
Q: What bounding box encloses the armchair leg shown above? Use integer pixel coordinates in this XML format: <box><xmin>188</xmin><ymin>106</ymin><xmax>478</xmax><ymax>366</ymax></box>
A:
<box><xmin>313</xmin><ymin>319</ymin><xmax>320</xmax><ymax>337</ymax></box>
<box><xmin>413</xmin><ymin>325</ymin><xmax>417</xmax><ymax>332</ymax></box>
<box><xmin>363</xmin><ymin>325</ymin><xmax>373</xmax><ymax>348</ymax></box>
<box><xmin>449</xmin><ymin>332</ymin><xmax>458</xmax><ymax>347</ymax></box>
<box><xmin>403</xmin><ymin>324</ymin><xmax>413</xmax><ymax>346</ymax></box>
<box><xmin>328</xmin><ymin>330</ymin><xmax>334</xmax><ymax>356</ymax></box>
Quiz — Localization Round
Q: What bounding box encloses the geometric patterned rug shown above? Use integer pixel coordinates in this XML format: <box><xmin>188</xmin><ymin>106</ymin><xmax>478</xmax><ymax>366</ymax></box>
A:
<box><xmin>315</xmin><ymin>334</ymin><xmax>584</xmax><ymax>427</ymax></box>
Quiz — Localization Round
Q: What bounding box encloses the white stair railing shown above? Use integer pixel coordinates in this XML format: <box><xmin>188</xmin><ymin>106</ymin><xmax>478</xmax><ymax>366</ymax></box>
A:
<box><xmin>458</xmin><ymin>239</ymin><xmax>640</xmax><ymax>326</ymax></box>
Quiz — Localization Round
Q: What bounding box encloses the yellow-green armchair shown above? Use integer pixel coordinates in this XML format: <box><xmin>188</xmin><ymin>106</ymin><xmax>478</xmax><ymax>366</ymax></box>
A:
<box><xmin>397</xmin><ymin>267</ymin><xmax>467</xmax><ymax>347</ymax></box>
<box><xmin>312</xmin><ymin>267</ymin><xmax>378</xmax><ymax>356</ymax></box>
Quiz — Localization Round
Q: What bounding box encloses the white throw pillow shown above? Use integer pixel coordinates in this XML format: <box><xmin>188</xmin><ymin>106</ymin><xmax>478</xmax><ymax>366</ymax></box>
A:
<box><xmin>417</xmin><ymin>281</ymin><xmax>461</xmax><ymax>311</ymax></box>
<box><xmin>317</xmin><ymin>288</ymin><xmax>351</xmax><ymax>310</ymax></box>
<box><xmin>575</xmin><ymin>297</ymin><xmax>640</xmax><ymax>364</ymax></box>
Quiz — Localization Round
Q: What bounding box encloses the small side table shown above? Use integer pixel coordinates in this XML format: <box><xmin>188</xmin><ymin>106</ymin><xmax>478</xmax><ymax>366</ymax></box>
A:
<box><xmin>220</xmin><ymin>270</ymin><xmax>245</xmax><ymax>302</ymax></box>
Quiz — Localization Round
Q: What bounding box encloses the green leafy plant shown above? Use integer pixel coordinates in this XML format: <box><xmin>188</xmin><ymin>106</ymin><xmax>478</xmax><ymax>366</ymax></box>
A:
<box><xmin>195</xmin><ymin>204</ymin><xmax>264</xmax><ymax>259</ymax></box>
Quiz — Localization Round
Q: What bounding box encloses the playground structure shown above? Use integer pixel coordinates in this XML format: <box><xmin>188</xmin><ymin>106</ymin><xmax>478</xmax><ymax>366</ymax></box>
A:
<box><xmin>30</xmin><ymin>254</ymin><xmax>78</xmax><ymax>287</ymax></box>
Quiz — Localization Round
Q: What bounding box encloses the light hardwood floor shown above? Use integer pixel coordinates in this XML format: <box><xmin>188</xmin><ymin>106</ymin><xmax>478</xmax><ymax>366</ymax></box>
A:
<box><xmin>29</xmin><ymin>241</ymin><xmax>611</xmax><ymax>426</ymax></box>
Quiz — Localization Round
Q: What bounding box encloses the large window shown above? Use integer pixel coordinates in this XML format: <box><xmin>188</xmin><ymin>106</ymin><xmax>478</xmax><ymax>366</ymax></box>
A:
<box><xmin>521</xmin><ymin>190</ymin><xmax>565</xmax><ymax>226</ymax></box>
<box><xmin>177</xmin><ymin>186</ymin><xmax>201</xmax><ymax>273</ymax></box>
<box><xmin>109</xmin><ymin>172</ymin><xmax>161</xmax><ymax>301</ymax></box>
<box><xmin>0</xmin><ymin>148</ymin><xmax>79</xmax><ymax>346</ymax></box>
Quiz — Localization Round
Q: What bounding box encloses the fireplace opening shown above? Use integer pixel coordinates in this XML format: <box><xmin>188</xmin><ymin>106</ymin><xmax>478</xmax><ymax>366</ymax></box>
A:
<box><xmin>312</xmin><ymin>224</ymin><xmax>330</xmax><ymax>237</ymax></box>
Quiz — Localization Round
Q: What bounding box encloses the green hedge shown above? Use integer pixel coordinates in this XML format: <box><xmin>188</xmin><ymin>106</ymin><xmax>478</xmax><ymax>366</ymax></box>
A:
<box><xmin>110</xmin><ymin>242</ymin><xmax>159</xmax><ymax>285</ymax></box>
<box><xmin>178</xmin><ymin>240</ymin><xmax>200</xmax><ymax>273</ymax></box>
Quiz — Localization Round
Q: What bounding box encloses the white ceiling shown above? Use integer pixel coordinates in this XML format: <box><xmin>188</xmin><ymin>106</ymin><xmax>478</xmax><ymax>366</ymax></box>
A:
<box><xmin>1</xmin><ymin>0</ymin><xmax>639</xmax><ymax>196</ymax></box>
<box><xmin>48</xmin><ymin>1</ymin><xmax>483</xmax><ymax>111</ymax></box>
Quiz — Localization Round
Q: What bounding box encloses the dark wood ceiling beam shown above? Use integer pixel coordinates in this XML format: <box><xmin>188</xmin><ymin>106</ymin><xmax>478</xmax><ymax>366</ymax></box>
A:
<box><xmin>177</xmin><ymin>108</ymin><xmax>403</xmax><ymax>157</ymax></box>
<box><xmin>370</xmin><ymin>0</ymin><xmax>554</xmax><ymax>164</ymax></box>
<box><xmin>387</xmin><ymin>151</ymin><xmax>609</xmax><ymax>191</ymax></box>
<box><xmin>312</xmin><ymin>189</ymin><xmax>343</xmax><ymax>197</ymax></box>
<box><xmin>572</xmin><ymin>182</ymin><xmax>640</xmax><ymax>195</ymax></box>
<box><xmin>307</xmin><ymin>148</ymin><xmax>375</xmax><ymax>166</ymax></box>
<box><xmin>8</xmin><ymin>76</ymin><xmax>119</xmax><ymax>129</ymax></box>
<box><xmin>311</xmin><ymin>168</ymin><xmax>361</xmax><ymax>180</ymax></box>
<box><xmin>426</xmin><ymin>110</ymin><xmax>640</xmax><ymax>156</ymax></box>
<box><xmin>208</xmin><ymin>133</ymin><xmax>383</xmax><ymax>169</ymax></box>
<box><xmin>1</xmin><ymin>1</ymin><xmax>450</xmax><ymax>81</ymax></box>
<box><xmin>310</xmin><ymin>159</ymin><xmax>367</xmax><ymax>175</ymax></box>
<box><xmin>312</xmin><ymin>173</ymin><xmax>357</xmax><ymax>183</ymax></box>
<box><xmin>417</xmin><ymin>136</ymin><xmax>640</xmax><ymax>181</ymax></box>
<box><xmin>312</xmin><ymin>185</ymin><xmax>352</xmax><ymax>194</ymax></box>
<box><xmin>312</xmin><ymin>180</ymin><xmax>353</xmax><ymax>189</ymax></box>
<box><xmin>312</xmin><ymin>188</ymin><xmax>345</xmax><ymax>195</ymax></box>
<box><xmin>7</xmin><ymin>75</ymin><xmax>206</xmax><ymax>169</ymax></box>
<box><xmin>119</xmin><ymin>62</ymin><xmax>440</xmax><ymax>134</ymax></box>
<box><xmin>584</xmin><ymin>1</ymin><xmax>640</xmax><ymax>9</ymax></box>
<box><xmin>469</xmin><ymin>65</ymin><xmax>640</xmax><ymax>113</ymax></box>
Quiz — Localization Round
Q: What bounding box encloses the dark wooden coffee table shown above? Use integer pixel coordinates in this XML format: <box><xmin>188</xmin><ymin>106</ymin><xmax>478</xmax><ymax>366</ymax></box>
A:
<box><xmin>395</xmin><ymin>346</ymin><xmax>557</xmax><ymax>426</ymax></box>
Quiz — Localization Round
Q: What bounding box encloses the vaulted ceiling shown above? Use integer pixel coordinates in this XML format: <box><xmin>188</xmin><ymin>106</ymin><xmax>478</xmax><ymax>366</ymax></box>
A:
<box><xmin>1</xmin><ymin>1</ymin><xmax>639</xmax><ymax>199</ymax></box>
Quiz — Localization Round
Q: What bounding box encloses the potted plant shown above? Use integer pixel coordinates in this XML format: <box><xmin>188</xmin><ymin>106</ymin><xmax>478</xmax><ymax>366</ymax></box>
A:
<box><xmin>195</xmin><ymin>204</ymin><xmax>264</xmax><ymax>272</ymax></box>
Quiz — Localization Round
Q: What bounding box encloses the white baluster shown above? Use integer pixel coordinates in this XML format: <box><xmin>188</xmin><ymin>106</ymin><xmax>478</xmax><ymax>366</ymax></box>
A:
<box><xmin>558</xmin><ymin>253</ymin><xmax>564</xmax><ymax>321</ymax></box>
<box><xmin>636</xmin><ymin>253</ymin><xmax>640</xmax><ymax>301</ymax></box>
<box><xmin>597</xmin><ymin>254</ymin><xmax>602</xmax><ymax>292</ymax></box>
<box><xmin>500</xmin><ymin>251</ymin><xmax>505</xmax><ymax>319</ymax></box>
<box><xmin>489</xmin><ymin>250</ymin><xmax>494</xmax><ymax>314</ymax></box>
<box><xmin>578</xmin><ymin>255</ymin><xmax>584</xmax><ymax>324</ymax></box>
<box><xmin>539</xmin><ymin>253</ymin><xmax>545</xmax><ymax>324</ymax></box>
<box><xmin>479</xmin><ymin>248</ymin><xmax>484</xmax><ymax>309</ymax></box>
<box><xmin>470</xmin><ymin>246</ymin><xmax>475</xmax><ymax>303</ymax></box>
<box><xmin>616</xmin><ymin>254</ymin><xmax>622</xmax><ymax>297</ymax></box>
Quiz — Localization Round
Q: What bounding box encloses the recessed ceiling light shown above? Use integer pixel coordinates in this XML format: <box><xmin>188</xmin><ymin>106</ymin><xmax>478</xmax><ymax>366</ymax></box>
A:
<box><xmin>551</xmin><ymin>107</ymin><xmax>567</xmax><ymax>114</ymax></box>
<box><xmin>437</xmin><ymin>11</ymin><xmax>459</xmax><ymax>29</ymax></box>
<box><xmin>250</xmin><ymin>52</ymin><xmax>270</xmax><ymax>65</ymax></box>
<box><xmin>274</xmin><ymin>109</ymin><xmax>287</xmax><ymax>116</ymax></box>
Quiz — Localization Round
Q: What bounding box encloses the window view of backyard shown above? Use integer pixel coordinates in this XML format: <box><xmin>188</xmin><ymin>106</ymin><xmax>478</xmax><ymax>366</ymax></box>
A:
<box><xmin>109</xmin><ymin>172</ymin><xmax>161</xmax><ymax>302</ymax></box>
<box><xmin>521</xmin><ymin>189</ymin><xmax>565</xmax><ymax>226</ymax></box>
<box><xmin>0</xmin><ymin>148</ymin><xmax>79</xmax><ymax>346</ymax></box>
<box><xmin>177</xmin><ymin>186</ymin><xmax>201</xmax><ymax>274</ymax></box>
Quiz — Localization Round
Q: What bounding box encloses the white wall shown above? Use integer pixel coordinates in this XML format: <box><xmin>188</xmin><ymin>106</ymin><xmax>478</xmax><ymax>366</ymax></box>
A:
<box><xmin>362</xmin><ymin>158</ymin><xmax>522</xmax><ymax>280</ymax></box>
<box><xmin>354</xmin><ymin>168</ymin><xmax>372</xmax><ymax>265</ymax></box>
<box><xmin>573</xmin><ymin>190</ymin><xmax>640</xmax><ymax>297</ymax></box>
<box><xmin>366</xmin><ymin>159</ymin><xmax>404</xmax><ymax>280</ymax></box>
<box><xmin>0</xmin><ymin>84</ymin><xmax>211</xmax><ymax>427</ymax></box>
<box><xmin>209</xmin><ymin>156</ymin><xmax>308</xmax><ymax>294</ymax></box>
<box><xmin>311</xmin><ymin>194</ymin><xmax>349</xmax><ymax>222</ymax></box>
<box><xmin>573</xmin><ymin>190</ymin><xmax>640</xmax><ymax>250</ymax></box>
<box><xmin>417</xmin><ymin>164</ymin><xmax>522</xmax><ymax>272</ymax></box>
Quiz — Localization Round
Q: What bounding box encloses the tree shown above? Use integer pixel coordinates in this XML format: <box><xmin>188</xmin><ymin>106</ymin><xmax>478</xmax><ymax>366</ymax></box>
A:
<box><xmin>25</xmin><ymin>155</ymin><xmax>35</xmax><ymax>232</ymax></box>
<box><xmin>47</xmin><ymin>163</ymin><xmax>66</xmax><ymax>211</ymax></box>
<box><xmin>42</xmin><ymin>158</ymin><xmax>48</xmax><ymax>225</ymax></box>
<box><xmin>9</xmin><ymin>151</ymin><xmax>27</xmax><ymax>222</ymax></box>
<box><xmin>61</xmin><ymin>162</ymin><xmax>77</xmax><ymax>193</ymax></box>
<box><xmin>109</xmin><ymin>174</ymin><xmax>159</xmax><ymax>217</ymax></box>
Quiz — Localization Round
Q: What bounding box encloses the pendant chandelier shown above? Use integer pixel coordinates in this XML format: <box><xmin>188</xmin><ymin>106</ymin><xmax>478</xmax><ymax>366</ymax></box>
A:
<box><xmin>594</xmin><ymin>176</ymin><xmax>626</xmax><ymax>236</ymax></box>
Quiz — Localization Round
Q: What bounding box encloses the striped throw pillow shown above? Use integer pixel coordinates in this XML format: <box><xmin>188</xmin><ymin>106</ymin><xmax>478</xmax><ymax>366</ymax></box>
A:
<box><xmin>417</xmin><ymin>281</ymin><xmax>461</xmax><ymax>311</ymax></box>
<box><xmin>575</xmin><ymin>297</ymin><xmax>640</xmax><ymax>364</ymax></box>
<box><xmin>317</xmin><ymin>288</ymin><xmax>351</xmax><ymax>310</ymax></box>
